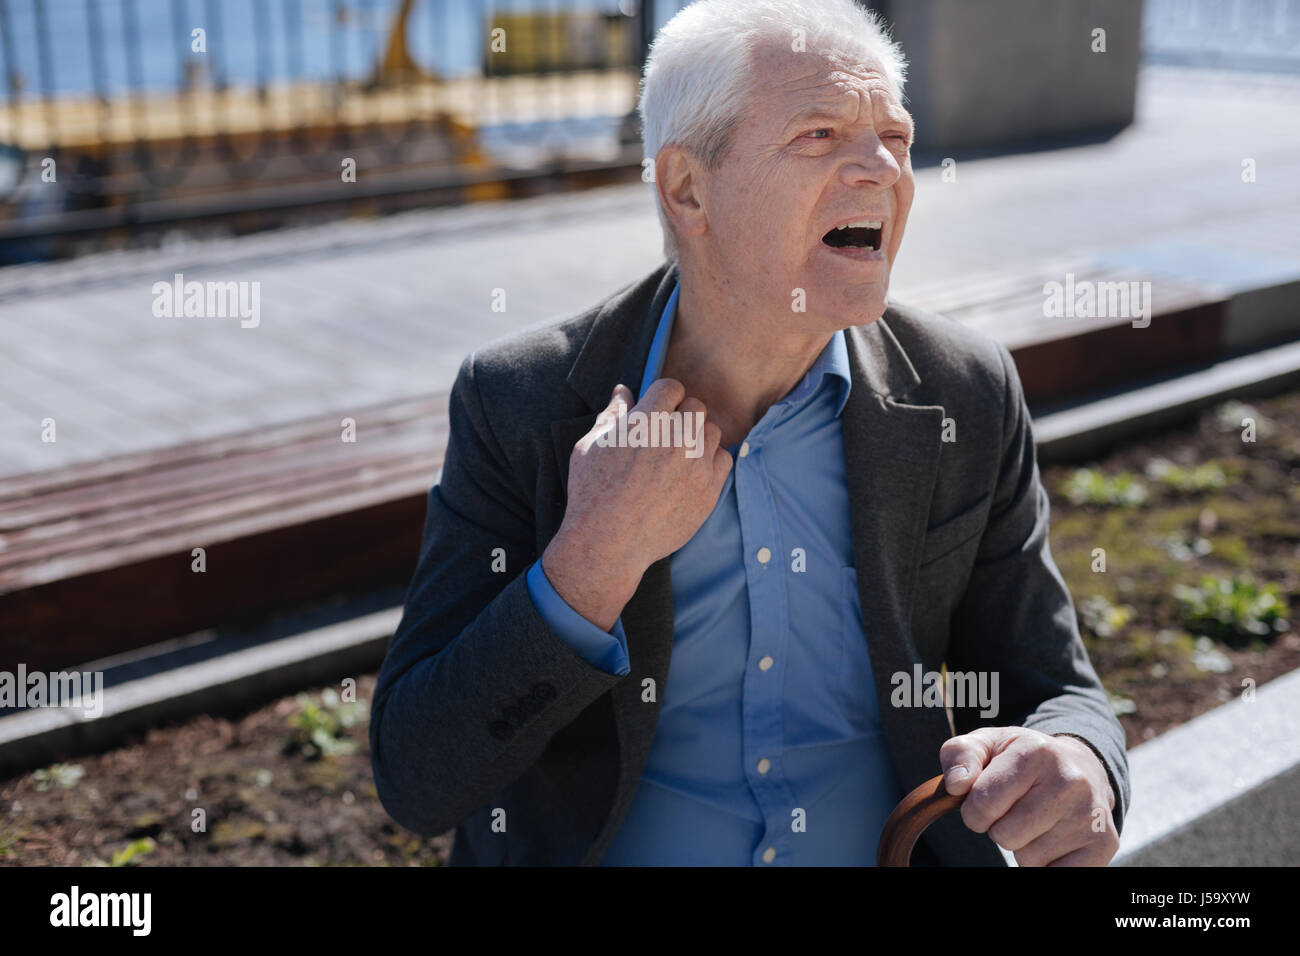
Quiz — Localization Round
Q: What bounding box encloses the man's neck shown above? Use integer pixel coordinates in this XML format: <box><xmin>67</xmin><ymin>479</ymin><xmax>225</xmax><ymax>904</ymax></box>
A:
<box><xmin>661</xmin><ymin>262</ymin><xmax>833</xmax><ymax>448</ymax></box>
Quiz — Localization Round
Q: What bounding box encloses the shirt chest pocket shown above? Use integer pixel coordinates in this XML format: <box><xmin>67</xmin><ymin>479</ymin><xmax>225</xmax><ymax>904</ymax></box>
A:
<box><xmin>839</xmin><ymin>566</ymin><xmax>886</xmax><ymax>734</ymax></box>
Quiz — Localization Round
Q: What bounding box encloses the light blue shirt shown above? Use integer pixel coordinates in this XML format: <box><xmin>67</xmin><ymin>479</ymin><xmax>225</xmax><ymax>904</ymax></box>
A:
<box><xmin>525</xmin><ymin>280</ymin><xmax>902</xmax><ymax>864</ymax></box>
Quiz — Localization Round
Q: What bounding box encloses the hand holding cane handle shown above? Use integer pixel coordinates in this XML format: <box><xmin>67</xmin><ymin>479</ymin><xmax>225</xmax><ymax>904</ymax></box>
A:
<box><xmin>876</xmin><ymin>773</ymin><xmax>967</xmax><ymax>867</ymax></box>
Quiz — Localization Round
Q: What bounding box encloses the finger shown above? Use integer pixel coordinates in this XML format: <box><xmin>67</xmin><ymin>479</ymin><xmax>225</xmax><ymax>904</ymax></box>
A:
<box><xmin>1033</xmin><ymin>808</ymin><xmax>1118</xmax><ymax>867</ymax></box>
<box><xmin>639</xmin><ymin>377</ymin><xmax>686</xmax><ymax>412</ymax></box>
<box><xmin>1044</xmin><ymin>835</ymin><xmax>1117</xmax><ymax>867</ymax></box>
<box><xmin>958</xmin><ymin>738</ymin><xmax>1044</xmax><ymax>833</ymax></box>
<box><xmin>939</xmin><ymin>726</ymin><xmax>1015</xmax><ymax>795</ymax></box>
<box><xmin>612</xmin><ymin>383</ymin><xmax>635</xmax><ymax>410</ymax></box>
<box><xmin>678</xmin><ymin>398</ymin><xmax>717</xmax><ymax>462</ymax></box>
<box><xmin>606</xmin><ymin>383</ymin><xmax>633</xmax><ymax>419</ymax></box>
<box><xmin>700</xmin><ymin>418</ymin><xmax>721</xmax><ymax>453</ymax></box>
<box><xmin>1012</xmin><ymin>817</ymin><xmax>1092</xmax><ymax>868</ymax></box>
<box><xmin>1030</xmin><ymin>799</ymin><xmax>1117</xmax><ymax>867</ymax></box>
<box><xmin>712</xmin><ymin>434</ymin><xmax>733</xmax><ymax>473</ymax></box>
<box><xmin>679</xmin><ymin>395</ymin><xmax>707</xmax><ymax>420</ymax></box>
<box><xmin>711</xmin><ymin>442</ymin><xmax>733</xmax><ymax>489</ymax></box>
<box><xmin>984</xmin><ymin>779</ymin><xmax>1063</xmax><ymax>852</ymax></box>
<box><xmin>589</xmin><ymin>383</ymin><xmax>632</xmax><ymax>435</ymax></box>
<box><xmin>592</xmin><ymin>387</ymin><xmax>619</xmax><ymax>426</ymax></box>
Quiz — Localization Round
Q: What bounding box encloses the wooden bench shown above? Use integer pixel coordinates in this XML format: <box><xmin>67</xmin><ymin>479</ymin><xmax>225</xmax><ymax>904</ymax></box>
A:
<box><xmin>0</xmin><ymin>395</ymin><xmax>447</xmax><ymax>673</ymax></box>
<box><xmin>904</xmin><ymin>258</ymin><xmax>1229</xmax><ymax>406</ymax></box>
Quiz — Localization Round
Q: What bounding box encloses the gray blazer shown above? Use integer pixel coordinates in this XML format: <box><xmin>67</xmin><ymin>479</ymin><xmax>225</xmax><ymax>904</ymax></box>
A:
<box><xmin>370</xmin><ymin>259</ymin><xmax>1130</xmax><ymax>866</ymax></box>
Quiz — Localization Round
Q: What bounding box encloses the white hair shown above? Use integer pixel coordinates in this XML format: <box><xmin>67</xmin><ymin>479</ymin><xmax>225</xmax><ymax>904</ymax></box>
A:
<box><xmin>637</xmin><ymin>0</ymin><xmax>908</xmax><ymax>261</ymax></box>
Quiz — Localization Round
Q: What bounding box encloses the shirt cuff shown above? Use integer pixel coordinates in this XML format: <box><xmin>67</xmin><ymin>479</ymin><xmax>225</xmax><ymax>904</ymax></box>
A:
<box><xmin>526</xmin><ymin>559</ymin><xmax>631</xmax><ymax>676</ymax></box>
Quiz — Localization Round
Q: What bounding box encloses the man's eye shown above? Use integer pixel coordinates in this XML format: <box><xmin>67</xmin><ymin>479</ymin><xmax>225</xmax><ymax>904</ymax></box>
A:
<box><xmin>803</xmin><ymin>129</ymin><xmax>831</xmax><ymax>139</ymax></box>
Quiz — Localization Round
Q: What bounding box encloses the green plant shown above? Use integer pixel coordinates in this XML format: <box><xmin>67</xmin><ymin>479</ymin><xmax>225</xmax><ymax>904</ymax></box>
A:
<box><xmin>31</xmin><ymin>763</ymin><xmax>84</xmax><ymax>792</ymax></box>
<box><xmin>1163</xmin><ymin>532</ymin><xmax>1212</xmax><ymax>562</ymax></box>
<box><xmin>1214</xmin><ymin>401</ymin><xmax>1271</xmax><ymax>437</ymax></box>
<box><xmin>110</xmin><ymin>838</ymin><xmax>156</xmax><ymax>867</ymax></box>
<box><xmin>1078</xmin><ymin>594</ymin><xmax>1135</xmax><ymax>638</ymax></box>
<box><xmin>1144</xmin><ymin>458</ymin><xmax>1228</xmax><ymax>493</ymax></box>
<box><xmin>1190</xmin><ymin>637</ymin><xmax>1233</xmax><ymax>674</ymax></box>
<box><xmin>1059</xmin><ymin>469</ymin><xmax>1148</xmax><ymax>507</ymax></box>
<box><xmin>1173</xmin><ymin>575</ymin><xmax>1288</xmax><ymax>646</ymax></box>
<box><xmin>284</xmin><ymin>689</ymin><xmax>369</xmax><ymax>760</ymax></box>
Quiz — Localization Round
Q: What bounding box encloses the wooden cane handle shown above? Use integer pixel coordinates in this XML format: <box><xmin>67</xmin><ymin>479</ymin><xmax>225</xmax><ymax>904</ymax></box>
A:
<box><xmin>876</xmin><ymin>773</ymin><xmax>966</xmax><ymax>867</ymax></box>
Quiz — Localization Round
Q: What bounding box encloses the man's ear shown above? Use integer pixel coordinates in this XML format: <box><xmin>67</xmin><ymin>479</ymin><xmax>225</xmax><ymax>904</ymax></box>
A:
<box><xmin>656</xmin><ymin>145</ymin><xmax>708</xmax><ymax>244</ymax></box>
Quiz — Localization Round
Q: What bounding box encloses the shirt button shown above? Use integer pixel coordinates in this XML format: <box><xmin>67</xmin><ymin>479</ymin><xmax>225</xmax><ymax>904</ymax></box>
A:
<box><xmin>757</xmin><ymin>758</ymin><xmax>771</xmax><ymax>774</ymax></box>
<box><xmin>762</xmin><ymin>847</ymin><xmax>776</xmax><ymax>863</ymax></box>
<box><xmin>738</xmin><ymin>441</ymin><xmax>750</xmax><ymax>457</ymax></box>
<box><xmin>759</xmin><ymin>655</ymin><xmax>774</xmax><ymax>671</ymax></box>
<box><xmin>756</xmin><ymin>547</ymin><xmax>771</xmax><ymax>564</ymax></box>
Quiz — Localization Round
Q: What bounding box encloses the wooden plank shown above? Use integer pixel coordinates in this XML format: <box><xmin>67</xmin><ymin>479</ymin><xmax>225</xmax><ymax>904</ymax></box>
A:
<box><xmin>0</xmin><ymin>420</ymin><xmax>440</xmax><ymax>531</ymax></box>
<box><xmin>910</xmin><ymin>261</ymin><xmax>1225</xmax><ymax>328</ymax></box>
<box><xmin>905</xmin><ymin>259</ymin><xmax>1232</xmax><ymax>404</ymax></box>
<box><xmin>0</xmin><ymin>394</ymin><xmax>445</xmax><ymax>502</ymax></box>
<box><xmin>1015</xmin><ymin>301</ymin><xmax>1226</xmax><ymax>405</ymax></box>
<box><xmin>0</xmin><ymin>460</ymin><xmax>439</xmax><ymax>592</ymax></box>
<box><xmin>0</xmin><ymin>385</ymin><xmax>452</xmax><ymax>671</ymax></box>
<box><xmin>0</xmin><ymin>494</ymin><xmax>431</xmax><ymax>674</ymax></box>
<box><xmin>0</xmin><ymin>390</ymin><xmax>451</xmax><ymax>669</ymax></box>
<box><xmin>0</xmin><ymin>439</ymin><xmax>442</xmax><ymax>569</ymax></box>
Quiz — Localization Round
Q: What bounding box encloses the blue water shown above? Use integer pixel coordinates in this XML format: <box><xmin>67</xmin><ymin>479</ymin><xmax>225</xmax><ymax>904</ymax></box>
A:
<box><xmin>0</xmin><ymin>0</ymin><xmax>652</xmax><ymax>99</ymax></box>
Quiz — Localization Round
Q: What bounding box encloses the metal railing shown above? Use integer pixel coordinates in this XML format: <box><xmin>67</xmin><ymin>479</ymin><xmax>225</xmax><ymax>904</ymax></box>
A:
<box><xmin>0</xmin><ymin>0</ymin><xmax>688</xmax><ymax>245</ymax></box>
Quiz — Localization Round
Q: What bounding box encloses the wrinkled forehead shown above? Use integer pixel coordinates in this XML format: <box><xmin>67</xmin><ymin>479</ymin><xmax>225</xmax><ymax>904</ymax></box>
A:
<box><xmin>746</xmin><ymin>41</ymin><xmax>908</xmax><ymax>128</ymax></box>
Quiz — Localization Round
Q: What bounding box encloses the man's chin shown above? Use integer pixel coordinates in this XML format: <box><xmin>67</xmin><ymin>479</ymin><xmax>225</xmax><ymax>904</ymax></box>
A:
<box><xmin>851</xmin><ymin>290</ymin><xmax>889</xmax><ymax>325</ymax></box>
<box><xmin>827</xmin><ymin>280</ymin><xmax>890</xmax><ymax>327</ymax></box>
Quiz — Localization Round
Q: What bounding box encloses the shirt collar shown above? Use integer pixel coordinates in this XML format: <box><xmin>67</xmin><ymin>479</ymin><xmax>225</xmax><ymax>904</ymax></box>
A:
<box><xmin>638</xmin><ymin>280</ymin><xmax>852</xmax><ymax>418</ymax></box>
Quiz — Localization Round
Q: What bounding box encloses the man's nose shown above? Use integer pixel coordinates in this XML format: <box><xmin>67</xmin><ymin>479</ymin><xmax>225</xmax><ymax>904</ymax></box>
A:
<box><xmin>839</xmin><ymin>135</ymin><xmax>901</xmax><ymax>188</ymax></box>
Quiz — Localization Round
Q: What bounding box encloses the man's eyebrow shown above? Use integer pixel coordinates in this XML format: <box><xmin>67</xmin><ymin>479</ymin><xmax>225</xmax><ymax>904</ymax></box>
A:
<box><xmin>780</xmin><ymin>101</ymin><xmax>914</xmax><ymax>136</ymax></box>
<box><xmin>779</xmin><ymin>104</ymin><xmax>852</xmax><ymax>133</ymax></box>
<box><xmin>886</xmin><ymin>109</ymin><xmax>916</xmax><ymax>136</ymax></box>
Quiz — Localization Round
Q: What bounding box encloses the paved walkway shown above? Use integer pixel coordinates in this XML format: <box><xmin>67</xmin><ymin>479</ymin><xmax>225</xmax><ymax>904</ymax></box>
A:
<box><xmin>1</xmin><ymin>65</ymin><xmax>1298</xmax><ymax>478</ymax></box>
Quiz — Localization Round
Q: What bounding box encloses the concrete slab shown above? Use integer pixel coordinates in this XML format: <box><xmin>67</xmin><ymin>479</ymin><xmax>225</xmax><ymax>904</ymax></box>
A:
<box><xmin>1115</xmin><ymin>667</ymin><xmax>1300</xmax><ymax>865</ymax></box>
<box><xmin>0</xmin><ymin>605</ymin><xmax>400</xmax><ymax>776</ymax></box>
<box><xmin>1034</xmin><ymin>338</ymin><xmax>1300</xmax><ymax>461</ymax></box>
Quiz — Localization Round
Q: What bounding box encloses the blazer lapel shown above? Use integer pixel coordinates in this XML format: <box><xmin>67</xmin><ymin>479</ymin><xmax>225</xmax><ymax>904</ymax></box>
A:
<box><xmin>546</xmin><ymin>260</ymin><xmax>680</xmax><ymax>534</ymax></box>
<box><xmin>841</xmin><ymin>317</ymin><xmax>957</xmax><ymax>796</ymax></box>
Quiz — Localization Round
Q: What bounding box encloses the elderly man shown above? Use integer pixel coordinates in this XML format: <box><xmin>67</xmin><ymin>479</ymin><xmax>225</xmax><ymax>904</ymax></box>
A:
<box><xmin>371</xmin><ymin>0</ymin><xmax>1129</xmax><ymax>866</ymax></box>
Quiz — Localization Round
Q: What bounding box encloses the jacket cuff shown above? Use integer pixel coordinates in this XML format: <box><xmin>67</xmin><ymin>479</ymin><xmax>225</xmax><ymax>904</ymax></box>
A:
<box><xmin>1046</xmin><ymin>729</ymin><xmax>1128</xmax><ymax>836</ymax></box>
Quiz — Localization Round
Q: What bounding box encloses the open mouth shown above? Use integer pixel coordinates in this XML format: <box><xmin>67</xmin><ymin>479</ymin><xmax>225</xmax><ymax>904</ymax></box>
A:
<box><xmin>822</xmin><ymin>220</ymin><xmax>883</xmax><ymax>252</ymax></box>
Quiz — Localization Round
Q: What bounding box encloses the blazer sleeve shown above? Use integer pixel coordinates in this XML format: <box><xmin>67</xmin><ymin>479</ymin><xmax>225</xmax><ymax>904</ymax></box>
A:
<box><xmin>946</xmin><ymin>343</ymin><xmax>1132</xmax><ymax>836</ymax></box>
<box><xmin>369</xmin><ymin>352</ymin><xmax>625</xmax><ymax>838</ymax></box>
